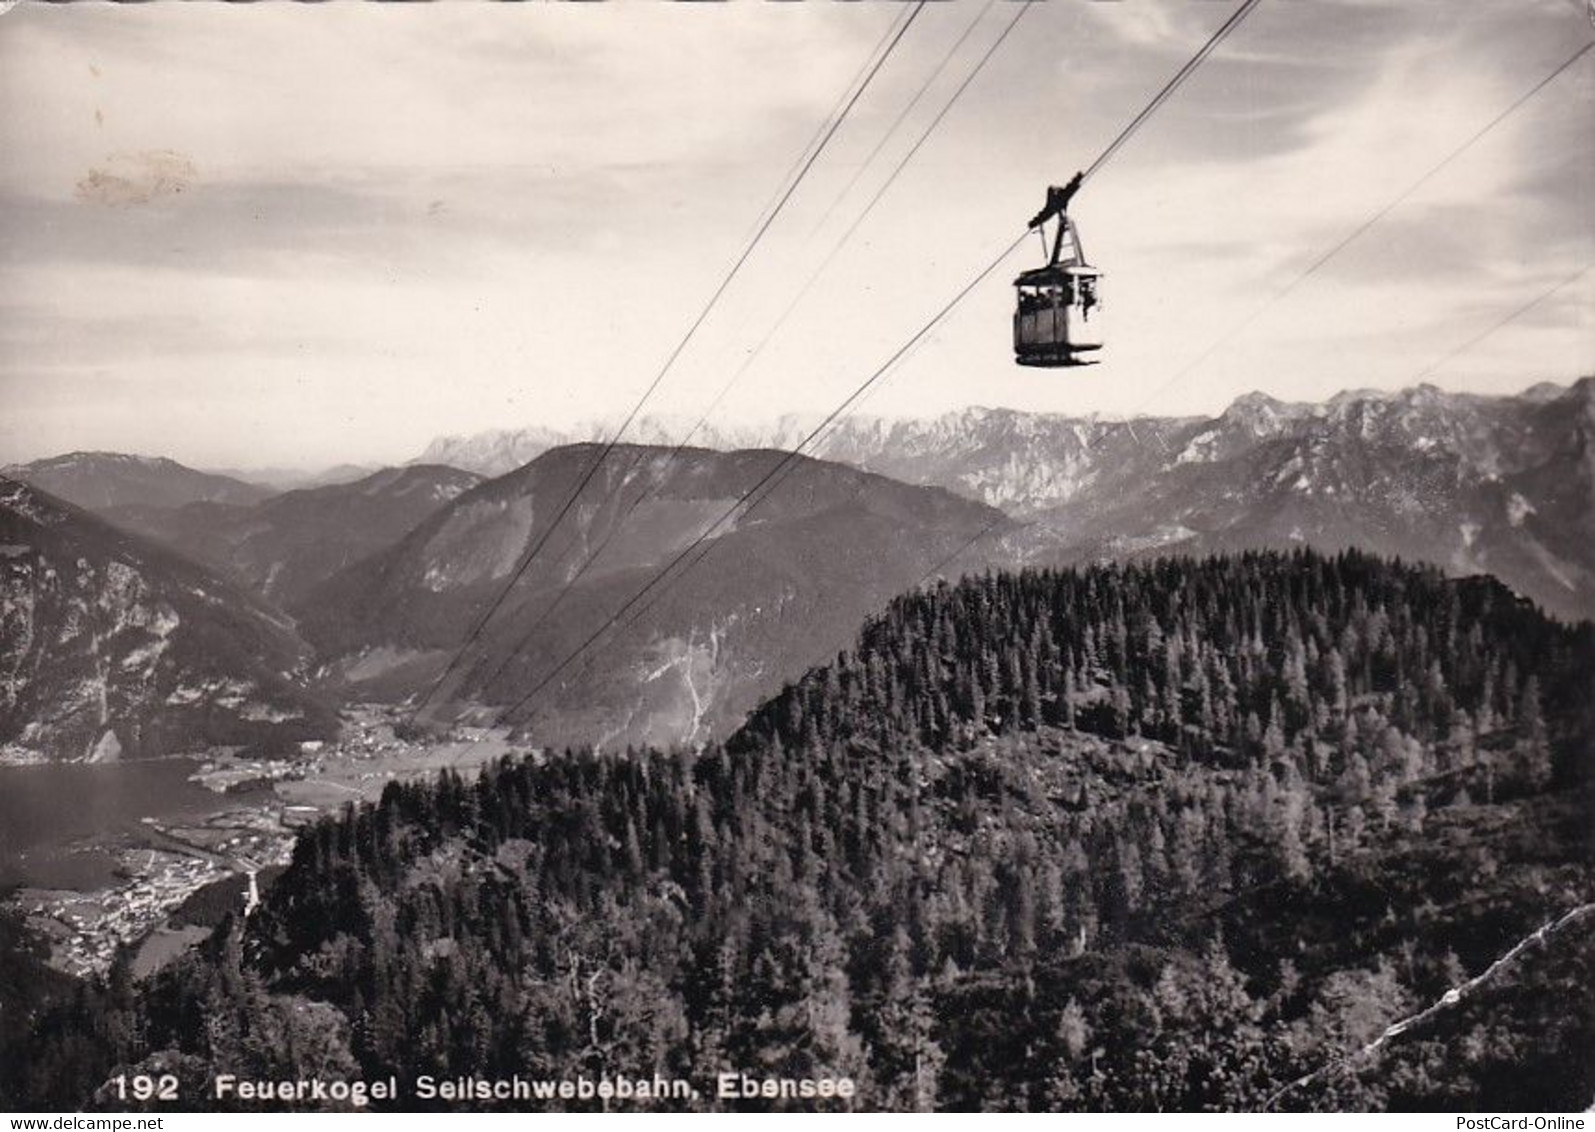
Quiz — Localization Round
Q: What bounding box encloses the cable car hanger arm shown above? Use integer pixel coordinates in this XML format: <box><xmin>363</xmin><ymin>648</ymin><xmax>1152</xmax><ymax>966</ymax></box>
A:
<box><xmin>1027</xmin><ymin>170</ymin><xmax>1084</xmax><ymax>230</ymax></box>
<box><xmin>1028</xmin><ymin>170</ymin><xmax>1085</xmax><ymax>267</ymax></box>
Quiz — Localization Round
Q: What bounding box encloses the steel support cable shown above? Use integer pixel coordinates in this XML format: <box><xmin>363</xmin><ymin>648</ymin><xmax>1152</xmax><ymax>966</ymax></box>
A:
<box><xmin>471</xmin><ymin>309</ymin><xmax>930</xmax><ymax>699</ymax></box>
<box><xmin>1083</xmin><ymin>0</ymin><xmax>1264</xmax><ymax>182</ymax></box>
<box><xmin>912</xmin><ymin>513</ymin><xmax>1016</xmax><ymax>590</ymax></box>
<box><xmin>843</xmin><ymin>29</ymin><xmax>1595</xmax><ymax>476</ymax></box>
<box><xmin>680</xmin><ymin>0</ymin><xmax>1039</xmax><ymax>454</ymax></box>
<box><xmin>1415</xmin><ymin>261</ymin><xmax>1592</xmax><ymax>381</ymax></box>
<box><xmin>616</xmin><ymin>281</ymin><xmax>999</xmax><ymax>635</ymax></box>
<box><xmin>661</xmin><ymin>0</ymin><xmax>1035</xmax><ymax>464</ymax></box>
<box><xmin>471</xmin><ymin>1</ymin><xmax>1034</xmax><ymax>696</ymax></box>
<box><xmin>635</xmin><ymin>457</ymin><xmax>1014</xmax><ymax>631</ymax></box>
<box><xmin>808</xmin><ymin>25</ymin><xmax>1595</xmax><ymax>586</ymax></box>
<box><xmin>412</xmin><ymin>1</ymin><xmax>929</xmax><ymax>717</ymax></box>
<box><xmin>500</xmin><ymin>2</ymin><xmax>910</xmax><ymax>596</ymax></box>
<box><xmin>639</xmin><ymin>0</ymin><xmax>1271</xmax><ymax>605</ymax></box>
<box><xmin>912</xmin><ymin>263</ymin><xmax>1595</xmax><ymax>587</ymax></box>
<box><xmin>745</xmin><ymin>3</ymin><xmax>918</xmax><ymax>243</ymax></box>
<box><xmin>631</xmin><ymin>284</ymin><xmax>993</xmax><ymax>618</ymax></box>
<box><xmin>473</xmin><ymin>295</ymin><xmax>946</xmax><ymax>701</ymax></box>
<box><xmin>497</xmin><ymin>233</ymin><xmax>1031</xmax><ymax>724</ymax></box>
<box><xmin>1157</xmin><ymin>38</ymin><xmax>1595</xmax><ymax>392</ymax></box>
<box><xmin>733</xmin><ymin>0</ymin><xmax>1265</xmax><ymax>479</ymax></box>
<box><xmin>1266</xmin><ymin>903</ymin><xmax>1595</xmax><ymax>1111</ymax></box>
<box><xmin>494</xmin><ymin>0</ymin><xmax>1265</xmax><ymax>727</ymax></box>
<box><xmin>813</xmin><ymin>0</ymin><xmax>1002</xmax><ymax>235</ymax></box>
<box><xmin>672</xmin><ymin>0</ymin><xmax>1267</xmax><ymax>577</ymax></box>
<box><xmin>806</xmin><ymin>324</ymin><xmax>937</xmax><ymax>453</ymax></box>
<box><xmin>907</xmin><ymin>270</ymin><xmax>1595</xmax><ymax>591</ymax></box>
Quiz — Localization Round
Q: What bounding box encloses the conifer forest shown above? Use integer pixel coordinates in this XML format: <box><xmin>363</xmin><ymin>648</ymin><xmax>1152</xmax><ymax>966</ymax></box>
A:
<box><xmin>5</xmin><ymin>550</ymin><xmax>1590</xmax><ymax>1111</ymax></box>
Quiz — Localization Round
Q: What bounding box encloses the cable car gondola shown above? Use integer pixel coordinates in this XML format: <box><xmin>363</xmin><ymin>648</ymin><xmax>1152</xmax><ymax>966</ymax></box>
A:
<box><xmin>1013</xmin><ymin>172</ymin><xmax>1103</xmax><ymax>367</ymax></box>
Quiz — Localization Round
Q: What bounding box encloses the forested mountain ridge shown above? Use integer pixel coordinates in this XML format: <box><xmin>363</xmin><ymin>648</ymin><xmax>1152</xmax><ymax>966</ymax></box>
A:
<box><xmin>738</xmin><ymin>550</ymin><xmax>1586</xmax><ymax>766</ymax></box>
<box><xmin>4</xmin><ymin>550</ymin><xmax>1589</xmax><ymax>1110</ymax></box>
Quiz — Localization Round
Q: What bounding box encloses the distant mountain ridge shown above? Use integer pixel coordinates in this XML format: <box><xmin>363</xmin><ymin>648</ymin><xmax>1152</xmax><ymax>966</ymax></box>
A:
<box><xmin>202</xmin><ymin>463</ymin><xmax>380</xmax><ymax>492</ymax></box>
<box><xmin>414</xmin><ymin>381</ymin><xmax>1585</xmax><ymax>510</ymax></box>
<box><xmin>416</xmin><ymin>380</ymin><xmax>1595</xmax><ymax>621</ymax></box>
<box><xmin>416</xmin><ymin>417</ymin><xmax>823</xmax><ymax>480</ymax></box>
<box><xmin>1006</xmin><ymin>378</ymin><xmax>1595</xmax><ymax>624</ymax></box>
<box><xmin>103</xmin><ymin>465</ymin><xmax>484</xmax><ymax>610</ymax></box>
<box><xmin>3</xmin><ymin>453</ymin><xmax>270</xmax><ymax>512</ymax></box>
<box><xmin>0</xmin><ymin>481</ymin><xmax>334</xmax><ymax>762</ymax></box>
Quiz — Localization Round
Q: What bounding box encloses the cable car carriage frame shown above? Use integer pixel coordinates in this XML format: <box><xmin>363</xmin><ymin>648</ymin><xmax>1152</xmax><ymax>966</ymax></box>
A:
<box><xmin>1013</xmin><ymin>172</ymin><xmax>1104</xmax><ymax>368</ymax></box>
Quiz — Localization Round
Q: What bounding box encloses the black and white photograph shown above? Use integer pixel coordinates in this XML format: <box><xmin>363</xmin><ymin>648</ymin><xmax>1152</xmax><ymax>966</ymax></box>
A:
<box><xmin>1</xmin><ymin>0</ymin><xmax>1591</xmax><ymax>1115</ymax></box>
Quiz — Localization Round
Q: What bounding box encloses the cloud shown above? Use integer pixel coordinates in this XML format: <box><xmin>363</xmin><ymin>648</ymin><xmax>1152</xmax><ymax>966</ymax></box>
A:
<box><xmin>0</xmin><ymin>0</ymin><xmax>1588</xmax><ymax>467</ymax></box>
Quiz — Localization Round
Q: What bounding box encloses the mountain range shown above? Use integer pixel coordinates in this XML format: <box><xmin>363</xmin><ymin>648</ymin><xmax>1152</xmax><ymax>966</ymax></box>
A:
<box><xmin>201</xmin><ymin>463</ymin><xmax>380</xmax><ymax>492</ymax></box>
<box><xmin>1007</xmin><ymin>380</ymin><xmax>1595</xmax><ymax>624</ymax></box>
<box><xmin>0</xmin><ymin>480</ymin><xmax>334</xmax><ymax>762</ymax></box>
<box><xmin>417</xmin><ymin>379</ymin><xmax>1595</xmax><ymax>622</ymax></box>
<box><xmin>1</xmin><ymin>453</ymin><xmax>269</xmax><ymax>512</ymax></box>
<box><xmin>297</xmin><ymin>444</ymin><xmax>1009</xmax><ymax>747</ymax></box>
<box><xmin>100</xmin><ymin>465</ymin><xmax>483</xmax><ymax>610</ymax></box>
<box><xmin>4</xmin><ymin>378</ymin><xmax>1589</xmax><ymax>757</ymax></box>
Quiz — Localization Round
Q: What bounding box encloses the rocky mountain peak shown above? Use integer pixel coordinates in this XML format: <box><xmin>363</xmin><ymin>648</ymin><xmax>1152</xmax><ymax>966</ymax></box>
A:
<box><xmin>1218</xmin><ymin>390</ymin><xmax>1316</xmax><ymax>434</ymax></box>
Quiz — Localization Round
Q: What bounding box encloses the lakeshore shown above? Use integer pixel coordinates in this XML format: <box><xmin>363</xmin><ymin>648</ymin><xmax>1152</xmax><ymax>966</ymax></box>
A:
<box><xmin>2</xmin><ymin>705</ymin><xmax>515</xmax><ymax>979</ymax></box>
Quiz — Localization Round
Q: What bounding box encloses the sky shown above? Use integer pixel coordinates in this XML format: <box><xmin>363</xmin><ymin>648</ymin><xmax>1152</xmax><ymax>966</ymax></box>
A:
<box><xmin>1</xmin><ymin>0</ymin><xmax>1591</xmax><ymax>471</ymax></box>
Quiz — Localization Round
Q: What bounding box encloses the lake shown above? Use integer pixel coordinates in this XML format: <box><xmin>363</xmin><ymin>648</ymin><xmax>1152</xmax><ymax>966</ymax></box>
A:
<box><xmin>0</xmin><ymin>760</ymin><xmax>259</xmax><ymax>891</ymax></box>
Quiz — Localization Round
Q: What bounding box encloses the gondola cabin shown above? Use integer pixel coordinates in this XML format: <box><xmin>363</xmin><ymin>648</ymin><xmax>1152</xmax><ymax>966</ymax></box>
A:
<box><xmin>1014</xmin><ymin>174</ymin><xmax>1104</xmax><ymax>368</ymax></box>
<box><xmin>1014</xmin><ymin>256</ymin><xmax>1103</xmax><ymax>368</ymax></box>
